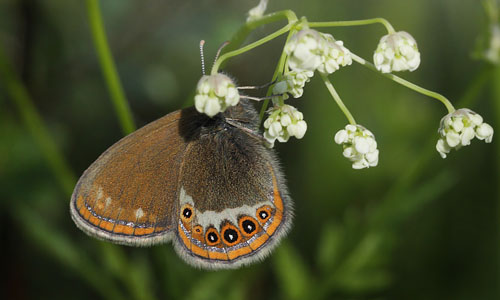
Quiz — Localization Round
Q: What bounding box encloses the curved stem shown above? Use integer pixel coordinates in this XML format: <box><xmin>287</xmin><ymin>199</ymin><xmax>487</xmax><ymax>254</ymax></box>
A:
<box><xmin>321</xmin><ymin>73</ymin><xmax>357</xmax><ymax>125</ymax></box>
<box><xmin>351</xmin><ymin>53</ymin><xmax>456</xmax><ymax>113</ymax></box>
<box><xmin>211</xmin><ymin>23</ymin><xmax>293</xmax><ymax>74</ymax></box>
<box><xmin>218</xmin><ymin>10</ymin><xmax>298</xmax><ymax>61</ymax></box>
<box><xmin>259</xmin><ymin>29</ymin><xmax>297</xmax><ymax>122</ymax></box>
<box><xmin>86</xmin><ymin>0</ymin><xmax>135</xmax><ymax>135</ymax></box>
<box><xmin>309</xmin><ymin>18</ymin><xmax>395</xmax><ymax>34</ymax></box>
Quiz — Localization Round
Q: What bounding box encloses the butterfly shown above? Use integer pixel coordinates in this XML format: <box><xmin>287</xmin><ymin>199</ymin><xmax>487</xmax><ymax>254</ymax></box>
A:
<box><xmin>70</xmin><ymin>99</ymin><xmax>293</xmax><ymax>269</ymax></box>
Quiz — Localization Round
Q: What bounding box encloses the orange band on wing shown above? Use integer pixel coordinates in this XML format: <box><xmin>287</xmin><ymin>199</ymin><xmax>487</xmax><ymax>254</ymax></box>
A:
<box><xmin>133</xmin><ymin>227</ymin><xmax>155</xmax><ymax>236</ymax></box>
<box><xmin>227</xmin><ymin>244</ymin><xmax>252</xmax><ymax>260</ymax></box>
<box><xmin>248</xmin><ymin>232</ymin><xmax>269</xmax><ymax>250</ymax></box>
<box><xmin>178</xmin><ymin>222</ymin><xmax>192</xmax><ymax>251</ymax></box>
<box><xmin>264</xmin><ymin>166</ymin><xmax>284</xmax><ymax>236</ymax></box>
<box><xmin>208</xmin><ymin>249</ymin><xmax>229</xmax><ymax>261</ymax></box>
<box><xmin>76</xmin><ymin>195</ymin><xmax>162</xmax><ymax>237</ymax></box>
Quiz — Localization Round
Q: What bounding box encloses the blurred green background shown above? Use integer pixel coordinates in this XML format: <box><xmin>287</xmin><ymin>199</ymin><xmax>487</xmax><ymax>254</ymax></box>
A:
<box><xmin>1</xmin><ymin>0</ymin><xmax>498</xmax><ymax>299</ymax></box>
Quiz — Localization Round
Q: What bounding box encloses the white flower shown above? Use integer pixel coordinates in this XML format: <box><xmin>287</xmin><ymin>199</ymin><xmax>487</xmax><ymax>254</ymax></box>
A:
<box><xmin>436</xmin><ymin>108</ymin><xmax>494</xmax><ymax>158</ymax></box>
<box><xmin>373</xmin><ymin>31</ymin><xmax>421</xmax><ymax>73</ymax></box>
<box><xmin>285</xmin><ymin>29</ymin><xmax>323</xmax><ymax>72</ymax></box>
<box><xmin>263</xmin><ymin>105</ymin><xmax>307</xmax><ymax>147</ymax></box>
<box><xmin>247</xmin><ymin>0</ymin><xmax>268</xmax><ymax>22</ymax></box>
<box><xmin>272</xmin><ymin>70</ymin><xmax>313</xmax><ymax>98</ymax></box>
<box><xmin>317</xmin><ymin>33</ymin><xmax>352</xmax><ymax>74</ymax></box>
<box><xmin>285</xmin><ymin>29</ymin><xmax>352</xmax><ymax>74</ymax></box>
<box><xmin>334</xmin><ymin>124</ymin><xmax>379</xmax><ymax>169</ymax></box>
<box><xmin>194</xmin><ymin>74</ymin><xmax>240</xmax><ymax>117</ymax></box>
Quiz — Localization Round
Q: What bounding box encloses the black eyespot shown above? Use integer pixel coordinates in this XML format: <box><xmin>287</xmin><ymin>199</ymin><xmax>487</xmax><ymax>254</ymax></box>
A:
<box><xmin>259</xmin><ymin>211</ymin><xmax>268</xmax><ymax>220</ymax></box>
<box><xmin>223</xmin><ymin>228</ymin><xmax>239</xmax><ymax>243</ymax></box>
<box><xmin>207</xmin><ymin>232</ymin><xmax>219</xmax><ymax>243</ymax></box>
<box><xmin>242</xmin><ymin>219</ymin><xmax>256</xmax><ymax>234</ymax></box>
<box><xmin>182</xmin><ymin>208</ymin><xmax>192</xmax><ymax>219</ymax></box>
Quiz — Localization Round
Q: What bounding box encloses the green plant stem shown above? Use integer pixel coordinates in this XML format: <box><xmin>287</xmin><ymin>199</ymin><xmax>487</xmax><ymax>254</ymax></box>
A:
<box><xmin>321</xmin><ymin>73</ymin><xmax>357</xmax><ymax>125</ymax></box>
<box><xmin>86</xmin><ymin>0</ymin><xmax>135</xmax><ymax>135</ymax></box>
<box><xmin>309</xmin><ymin>17</ymin><xmax>396</xmax><ymax>34</ymax></box>
<box><xmin>221</xmin><ymin>9</ymin><xmax>298</xmax><ymax>57</ymax></box>
<box><xmin>211</xmin><ymin>23</ymin><xmax>293</xmax><ymax>75</ymax></box>
<box><xmin>351</xmin><ymin>53</ymin><xmax>456</xmax><ymax>113</ymax></box>
<box><xmin>258</xmin><ymin>29</ymin><xmax>297</xmax><ymax>122</ymax></box>
<box><xmin>0</xmin><ymin>46</ymin><xmax>76</xmax><ymax>196</ymax></box>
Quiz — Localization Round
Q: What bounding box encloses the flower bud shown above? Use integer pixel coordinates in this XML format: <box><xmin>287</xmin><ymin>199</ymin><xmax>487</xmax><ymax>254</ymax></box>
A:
<box><xmin>194</xmin><ymin>74</ymin><xmax>240</xmax><ymax>117</ymax></box>
<box><xmin>436</xmin><ymin>108</ymin><xmax>494</xmax><ymax>158</ymax></box>
<box><xmin>334</xmin><ymin>124</ymin><xmax>379</xmax><ymax>169</ymax></box>
<box><xmin>263</xmin><ymin>105</ymin><xmax>307</xmax><ymax>148</ymax></box>
<box><xmin>373</xmin><ymin>31</ymin><xmax>421</xmax><ymax>73</ymax></box>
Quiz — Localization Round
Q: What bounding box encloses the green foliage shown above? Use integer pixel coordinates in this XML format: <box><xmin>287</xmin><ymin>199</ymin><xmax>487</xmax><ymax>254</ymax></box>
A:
<box><xmin>0</xmin><ymin>0</ymin><xmax>497</xmax><ymax>299</ymax></box>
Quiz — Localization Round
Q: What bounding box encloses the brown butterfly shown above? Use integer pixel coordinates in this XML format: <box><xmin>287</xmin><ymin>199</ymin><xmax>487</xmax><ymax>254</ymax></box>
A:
<box><xmin>70</xmin><ymin>99</ymin><xmax>293</xmax><ymax>269</ymax></box>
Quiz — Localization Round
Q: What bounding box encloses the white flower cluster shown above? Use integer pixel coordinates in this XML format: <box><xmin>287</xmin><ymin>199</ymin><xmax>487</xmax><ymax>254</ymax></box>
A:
<box><xmin>373</xmin><ymin>31</ymin><xmax>420</xmax><ymax>73</ymax></box>
<box><xmin>284</xmin><ymin>29</ymin><xmax>352</xmax><ymax>75</ymax></box>
<box><xmin>436</xmin><ymin>108</ymin><xmax>494</xmax><ymax>158</ymax></box>
<box><xmin>272</xmin><ymin>70</ymin><xmax>313</xmax><ymax>99</ymax></box>
<box><xmin>334</xmin><ymin>124</ymin><xmax>379</xmax><ymax>169</ymax></box>
<box><xmin>194</xmin><ymin>74</ymin><xmax>240</xmax><ymax>117</ymax></box>
<box><xmin>263</xmin><ymin>105</ymin><xmax>307</xmax><ymax>148</ymax></box>
<box><xmin>318</xmin><ymin>33</ymin><xmax>353</xmax><ymax>74</ymax></box>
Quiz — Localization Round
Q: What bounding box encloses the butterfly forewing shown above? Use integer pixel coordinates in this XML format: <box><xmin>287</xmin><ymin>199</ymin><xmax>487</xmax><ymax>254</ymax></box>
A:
<box><xmin>71</xmin><ymin>109</ymin><xmax>192</xmax><ymax>245</ymax></box>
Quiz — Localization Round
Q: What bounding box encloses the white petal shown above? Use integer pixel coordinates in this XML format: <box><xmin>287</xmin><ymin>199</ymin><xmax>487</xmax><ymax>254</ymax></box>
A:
<box><xmin>366</xmin><ymin>149</ymin><xmax>379</xmax><ymax>166</ymax></box>
<box><xmin>292</xmin><ymin>111</ymin><xmax>303</xmax><ymax>120</ymax></box>
<box><xmin>194</xmin><ymin>95</ymin><xmax>207</xmax><ymax>113</ymax></box>
<box><xmin>204</xmin><ymin>98</ymin><xmax>222</xmax><ymax>117</ymax></box>
<box><xmin>436</xmin><ymin>138</ymin><xmax>450</xmax><ymax>158</ymax></box>
<box><xmin>277</xmin><ymin>131</ymin><xmax>290</xmax><ymax>142</ymax></box>
<box><xmin>263</xmin><ymin>131</ymin><xmax>276</xmax><ymax>144</ymax></box>
<box><xmin>293</xmin><ymin>120</ymin><xmax>307</xmax><ymax>139</ymax></box>
<box><xmin>352</xmin><ymin>159</ymin><xmax>368</xmax><ymax>169</ymax></box>
<box><xmin>446</xmin><ymin>131</ymin><xmax>461</xmax><ymax>148</ymax></box>
<box><xmin>451</xmin><ymin>118</ymin><xmax>464</xmax><ymax>132</ymax></box>
<box><xmin>476</xmin><ymin>123</ymin><xmax>494</xmax><ymax>143</ymax></box>
<box><xmin>391</xmin><ymin>57</ymin><xmax>408</xmax><ymax>72</ymax></box>
<box><xmin>334</xmin><ymin>130</ymin><xmax>348</xmax><ymax>144</ymax></box>
<box><xmin>269</xmin><ymin>122</ymin><xmax>283</xmax><ymax>137</ymax></box>
<box><xmin>280</xmin><ymin>114</ymin><xmax>292</xmax><ymax>127</ymax></box>
<box><xmin>461</xmin><ymin>127</ymin><xmax>475</xmax><ymax>146</ymax></box>
<box><xmin>343</xmin><ymin>146</ymin><xmax>355</xmax><ymax>159</ymax></box>
<box><xmin>345</xmin><ymin>124</ymin><xmax>357</xmax><ymax>133</ymax></box>
<box><xmin>469</xmin><ymin>113</ymin><xmax>483</xmax><ymax>126</ymax></box>
<box><xmin>354</xmin><ymin>136</ymin><xmax>371</xmax><ymax>154</ymax></box>
<box><xmin>226</xmin><ymin>88</ymin><xmax>240</xmax><ymax>106</ymax></box>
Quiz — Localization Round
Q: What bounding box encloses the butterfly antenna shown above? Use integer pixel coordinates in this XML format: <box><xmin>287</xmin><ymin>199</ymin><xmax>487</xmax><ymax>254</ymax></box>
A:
<box><xmin>212</xmin><ymin>41</ymin><xmax>230</xmax><ymax>71</ymax></box>
<box><xmin>199</xmin><ymin>40</ymin><xmax>206</xmax><ymax>75</ymax></box>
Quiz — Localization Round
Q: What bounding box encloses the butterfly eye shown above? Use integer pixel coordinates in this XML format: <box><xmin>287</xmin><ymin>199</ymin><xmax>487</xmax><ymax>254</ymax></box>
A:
<box><xmin>256</xmin><ymin>205</ymin><xmax>272</xmax><ymax>224</ymax></box>
<box><xmin>221</xmin><ymin>223</ymin><xmax>242</xmax><ymax>246</ymax></box>
<box><xmin>205</xmin><ymin>227</ymin><xmax>220</xmax><ymax>246</ymax></box>
<box><xmin>238</xmin><ymin>216</ymin><xmax>258</xmax><ymax>237</ymax></box>
<box><xmin>180</xmin><ymin>204</ymin><xmax>194</xmax><ymax>222</ymax></box>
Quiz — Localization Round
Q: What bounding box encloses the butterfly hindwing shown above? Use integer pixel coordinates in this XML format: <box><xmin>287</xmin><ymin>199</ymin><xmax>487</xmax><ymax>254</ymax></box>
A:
<box><xmin>173</xmin><ymin>102</ymin><xmax>293</xmax><ymax>269</ymax></box>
